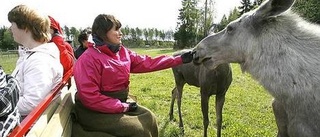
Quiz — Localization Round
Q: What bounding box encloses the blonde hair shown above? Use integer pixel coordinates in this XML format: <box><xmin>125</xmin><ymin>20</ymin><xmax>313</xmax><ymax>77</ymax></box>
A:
<box><xmin>8</xmin><ymin>4</ymin><xmax>51</xmax><ymax>43</ymax></box>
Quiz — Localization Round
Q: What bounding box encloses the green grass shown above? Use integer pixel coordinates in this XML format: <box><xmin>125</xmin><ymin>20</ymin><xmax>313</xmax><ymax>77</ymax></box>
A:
<box><xmin>0</xmin><ymin>53</ymin><xmax>18</xmax><ymax>73</ymax></box>
<box><xmin>0</xmin><ymin>48</ymin><xmax>277</xmax><ymax>137</ymax></box>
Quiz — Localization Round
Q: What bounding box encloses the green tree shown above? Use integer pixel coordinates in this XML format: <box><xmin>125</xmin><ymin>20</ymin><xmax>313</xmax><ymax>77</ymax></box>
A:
<box><xmin>0</xmin><ymin>26</ymin><xmax>7</xmax><ymax>49</ymax></box>
<box><xmin>238</xmin><ymin>0</ymin><xmax>254</xmax><ymax>16</ymax></box>
<box><xmin>293</xmin><ymin>0</ymin><xmax>320</xmax><ymax>24</ymax></box>
<box><xmin>160</xmin><ymin>30</ymin><xmax>166</xmax><ymax>41</ymax></box>
<box><xmin>217</xmin><ymin>15</ymin><xmax>228</xmax><ymax>31</ymax></box>
<box><xmin>1</xmin><ymin>29</ymin><xmax>16</xmax><ymax>50</ymax></box>
<box><xmin>228</xmin><ymin>8</ymin><xmax>240</xmax><ymax>23</ymax></box>
<box><xmin>135</xmin><ymin>27</ymin><xmax>143</xmax><ymax>41</ymax></box>
<box><xmin>63</xmin><ymin>26</ymin><xmax>71</xmax><ymax>40</ymax></box>
<box><xmin>252</xmin><ymin>0</ymin><xmax>266</xmax><ymax>9</ymax></box>
<box><xmin>215</xmin><ymin>7</ymin><xmax>240</xmax><ymax>32</ymax></box>
<box><xmin>69</xmin><ymin>27</ymin><xmax>79</xmax><ymax>46</ymax></box>
<box><xmin>143</xmin><ymin>28</ymin><xmax>149</xmax><ymax>45</ymax></box>
<box><xmin>121</xmin><ymin>26</ymin><xmax>130</xmax><ymax>40</ymax></box>
<box><xmin>253</xmin><ymin>0</ymin><xmax>264</xmax><ymax>6</ymax></box>
<box><xmin>0</xmin><ymin>26</ymin><xmax>16</xmax><ymax>50</ymax></box>
<box><xmin>148</xmin><ymin>28</ymin><xmax>155</xmax><ymax>42</ymax></box>
<box><xmin>174</xmin><ymin>0</ymin><xmax>201</xmax><ymax>49</ymax></box>
<box><xmin>165</xmin><ymin>30</ymin><xmax>174</xmax><ymax>41</ymax></box>
<box><xmin>130</xmin><ymin>28</ymin><xmax>137</xmax><ymax>41</ymax></box>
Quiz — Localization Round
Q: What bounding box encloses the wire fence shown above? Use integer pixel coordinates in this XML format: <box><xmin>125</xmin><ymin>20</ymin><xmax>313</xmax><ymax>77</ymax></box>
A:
<box><xmin>0</xmin><ymin>50</ymin><xmax>19</xmax><ymax>58</ymax></box>
<box><xmin>0</xmin><ymin>51</ymin><xmax>18</xmax><ymax>73</ymax></box>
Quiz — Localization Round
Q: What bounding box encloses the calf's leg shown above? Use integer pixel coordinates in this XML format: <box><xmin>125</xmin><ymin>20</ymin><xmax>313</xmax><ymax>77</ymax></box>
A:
<box><xmin>169</xmin><ymin>87</ymin><xmax>177</xmax><ymax>121</ymax></box>
<box><xmin>177</xmin><ymin>85</ymin><xmax>184</xmax><ymax>131</ymax></box>
<box><xmin>169</xmin><ymin>82</ymin><xmax>185</xmax><ymax>134</ymax></box>
<box><xmin>200</xmin><ymin>90</ymin><xmax>210</xmax><ymax>137</ymax></box>
<box><xmin>215</xmin><ymin>93</ymin><xmax>225</xmax><ymax>137</ymax></box>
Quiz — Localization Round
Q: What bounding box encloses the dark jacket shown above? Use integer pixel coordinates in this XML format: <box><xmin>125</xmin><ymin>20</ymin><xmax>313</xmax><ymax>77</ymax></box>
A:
<box><xmin>74</xmin><ymin>45</ymin><xmax>87</xmax><ymax>59</ymax></box>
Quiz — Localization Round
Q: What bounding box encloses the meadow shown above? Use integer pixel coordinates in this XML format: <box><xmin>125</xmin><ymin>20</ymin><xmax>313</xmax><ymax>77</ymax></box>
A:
<box><xmin>0</xmin><ymin>48</ymin><xmax>277</xmax><ymax>137</ymax></box>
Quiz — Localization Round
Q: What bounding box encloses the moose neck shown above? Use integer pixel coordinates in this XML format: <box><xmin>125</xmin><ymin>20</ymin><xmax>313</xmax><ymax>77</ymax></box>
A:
<box><xmin>244</xmin><ymin>14</ymin><xmax>320</xmax><ymax>99</ymax></box>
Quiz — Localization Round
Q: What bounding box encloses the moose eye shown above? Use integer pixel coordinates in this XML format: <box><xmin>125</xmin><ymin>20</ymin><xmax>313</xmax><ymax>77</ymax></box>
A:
<box><xmin>226</xmin><ymin>26</ymin><xmax>234</xmax><ymax>33</ymax></box>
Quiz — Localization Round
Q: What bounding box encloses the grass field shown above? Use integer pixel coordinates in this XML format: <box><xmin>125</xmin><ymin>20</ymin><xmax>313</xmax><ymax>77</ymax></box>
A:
<box><xmin>0</xmin><ymin>52</ymin><xmax>18</xmax><ymax>73</ymax></box>
<box><xmin>0</xmin><ymin>48</ymin><xmax>277</xmax><ymax>137</ymax></box>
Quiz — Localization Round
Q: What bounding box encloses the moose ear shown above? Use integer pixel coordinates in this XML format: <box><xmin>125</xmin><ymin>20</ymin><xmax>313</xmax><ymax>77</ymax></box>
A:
<box><xmin>254</xmin><ymin>0</ymin><xmax>295</xmax><ymax>18</ymax></box>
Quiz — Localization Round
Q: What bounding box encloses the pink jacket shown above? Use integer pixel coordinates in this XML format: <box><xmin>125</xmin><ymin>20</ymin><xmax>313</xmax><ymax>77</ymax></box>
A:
<box><xmin>74</xmin><ymin>44</ymin><xmax>183</xmax><ymax>113</ymax></box>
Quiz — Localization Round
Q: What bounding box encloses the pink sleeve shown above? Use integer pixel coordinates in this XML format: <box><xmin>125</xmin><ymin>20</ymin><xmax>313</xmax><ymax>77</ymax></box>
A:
<box><xmin>128</xmin><ymin>50</ymin><xmax>183</xmax><ymax>73</ymax></box>
<box><xmin>74</xmin><ymin>55</ymin><xmax>126</xmax><ymax>113</ymax></box>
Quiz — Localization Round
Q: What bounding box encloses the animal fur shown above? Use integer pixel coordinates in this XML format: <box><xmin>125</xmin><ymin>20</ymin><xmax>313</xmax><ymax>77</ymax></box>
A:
<box><xmin>193</xmin><ymin>0</ymin><xmax>320</xmax><ymax>136</ymax></box>
<box><xmin>170</xmin><ymin>49</ymin><xmax>232</xmax><ymax>137</ymax></box>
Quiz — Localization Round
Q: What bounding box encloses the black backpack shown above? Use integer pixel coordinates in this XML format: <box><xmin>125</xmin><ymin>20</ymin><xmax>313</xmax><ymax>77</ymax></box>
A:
<box><xmin>0</xmin><ymin>74</ymin><xmax>20</xmax><ymax>137</ymax></box>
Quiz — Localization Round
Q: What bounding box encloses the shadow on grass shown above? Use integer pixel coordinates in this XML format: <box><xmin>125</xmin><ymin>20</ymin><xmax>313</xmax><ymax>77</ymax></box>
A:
<box><xmin>159</xmin><ymin>116</ymin><xmax>184</xmax><ymax>137</ymax></box>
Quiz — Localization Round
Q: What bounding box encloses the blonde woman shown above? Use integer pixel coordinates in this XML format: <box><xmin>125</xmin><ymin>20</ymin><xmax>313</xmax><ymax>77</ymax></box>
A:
<box><xmin>8</xmin><ymin>5</ymin><xmax>63</xmax><ymax>118</ymax></box>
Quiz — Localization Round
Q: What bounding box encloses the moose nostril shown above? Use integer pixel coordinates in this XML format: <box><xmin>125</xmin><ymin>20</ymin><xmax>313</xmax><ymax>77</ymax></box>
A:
<box><xmin>193</xmin><ymin>56</ymin><xmax>199</xmax><ymax>61</ymax></box>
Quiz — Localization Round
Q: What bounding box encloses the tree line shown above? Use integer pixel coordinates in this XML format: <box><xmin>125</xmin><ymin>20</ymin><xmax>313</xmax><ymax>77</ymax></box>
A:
<box><xmin>174</xmin><ymin>0</ymin><xmax>320</xmax><ymax>49</ymax></box>
<box><xmin>0</xmin><ymin>25</ymin><xmax>176</xmax><ymax>50</ymax></box>
<box><xmin>1</xmin><ymin>0</ymin><xmax>319</xmax><ymax>51</ymax></box>
<box><xmin>217</xmin><ymin>0</ymin><xmax>319</xmax><ymax>32</ymax></box>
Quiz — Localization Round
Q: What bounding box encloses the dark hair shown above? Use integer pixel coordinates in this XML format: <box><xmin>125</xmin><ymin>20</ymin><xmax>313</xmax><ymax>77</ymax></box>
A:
<box><xmin>77</xmin><ymin>28</ymin><xmax>91</xmax><ymax>45</ymax></box>
<box><xmin>53</xmin><ymin>29</ymin><xmax>59</xmax><ymax>34</ymax></box>
<box><xmin>91</xmin><ymin>14</ymin><xmax>121</xmax><ymax>41</ymax></box>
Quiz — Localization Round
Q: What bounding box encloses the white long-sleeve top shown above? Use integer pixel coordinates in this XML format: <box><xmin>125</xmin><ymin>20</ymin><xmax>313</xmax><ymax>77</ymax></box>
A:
<box><xmin>12</xmin><ymin>42</ymin><xmax>63</xmax><ymax>116</ymax></box>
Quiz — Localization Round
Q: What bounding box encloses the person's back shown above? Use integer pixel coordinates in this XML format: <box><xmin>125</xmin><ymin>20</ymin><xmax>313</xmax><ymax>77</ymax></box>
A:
<box><xmin>8</xmin><ymin>4</ymin><xmax>63</xmax><ymax>117</ymax></box>
<box><xmin>14</xmin><ymin>43</ymin><xmax>63</xmax><ymax>116</ymax></box>
<box><xmin>49</xmin><ymin>16</ymin><xmax>75</xmax><ymax>75</ymax></box>
<box><xmin>75</xmin><ymin>29</ymin><xmax>91</xmax><ymax>59</ymax></box>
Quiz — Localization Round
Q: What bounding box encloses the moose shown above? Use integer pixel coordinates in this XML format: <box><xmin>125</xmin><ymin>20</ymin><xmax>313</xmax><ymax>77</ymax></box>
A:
<box><xmin>169</xmin><ymin>49</ymin><xmax>232</xmax><ymax>137</ymax></box>
<box><xmin>192</xmin><ymin>0</ymin><xmax>320</xmax><ymax>136</ymax></box>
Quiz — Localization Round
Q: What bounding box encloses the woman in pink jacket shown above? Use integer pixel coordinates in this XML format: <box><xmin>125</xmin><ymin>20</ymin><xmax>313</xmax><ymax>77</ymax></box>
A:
<box><xmin>72</xmin><ymin>14</ymin><xmax>193</xmax><ymax>137</ymax></box>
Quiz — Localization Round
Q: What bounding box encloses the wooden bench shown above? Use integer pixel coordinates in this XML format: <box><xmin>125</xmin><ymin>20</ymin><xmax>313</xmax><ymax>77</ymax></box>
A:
<box><xmin>8</xmin><ymin>69</ymin><xmax>137</xmax><ymax>137</ymax></box>
<box><xmin>9</xmin><ymin>70</ymin><xmax>75</xmax><ymax>137</ymax></box>
<box><xmin>42</xmin><ymin>92</ymin><xmax>74</xmax><ymax>137</ymax></box>
<box><xmin>26</xmin><ymin>79</ymin><xmax>76</xmax><ymax>137</ymax></box>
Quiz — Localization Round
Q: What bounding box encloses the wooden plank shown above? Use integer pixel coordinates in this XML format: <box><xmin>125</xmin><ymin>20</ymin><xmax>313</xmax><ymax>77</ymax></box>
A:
<box><xmin>61</xmin><ymin>115</ymin><xmax>73</xmax><ymax>137</ymax></box>
<box><xmin>40</xmin><ymin>92</ymin><xmax>73</xmax><ymax>137</ymax></box>
<box><xmin>25</xmin><ymin>97</ymin><xmax>60</xmax><ymax>137</ymax></box>
<box><xmin>26</xmin><ymin>85</ymin><xmax>70</xmax><ymax>137</ymax></box>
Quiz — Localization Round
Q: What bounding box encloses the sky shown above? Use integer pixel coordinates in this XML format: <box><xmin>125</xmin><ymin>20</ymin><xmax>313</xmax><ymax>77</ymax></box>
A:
<box><xmin>0</xmin><ymin>0</ymin><xmax>241</xmax><ymax>31</ymax></box>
